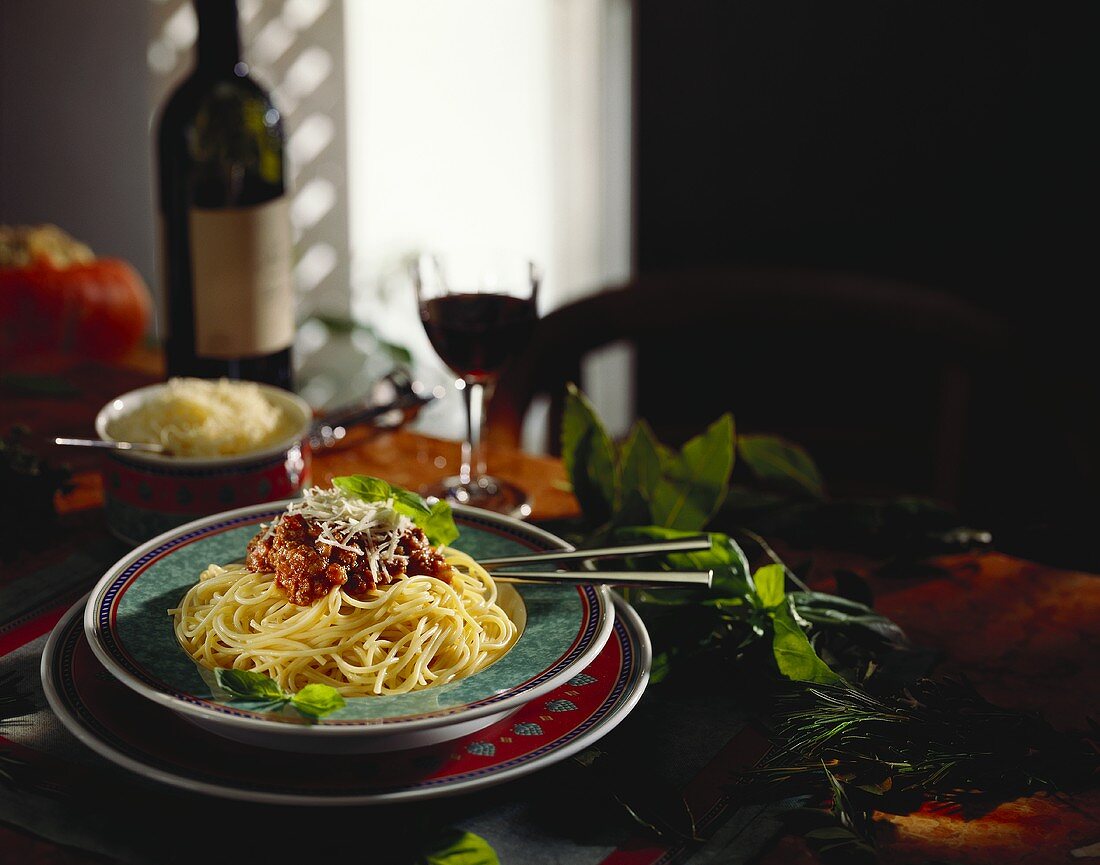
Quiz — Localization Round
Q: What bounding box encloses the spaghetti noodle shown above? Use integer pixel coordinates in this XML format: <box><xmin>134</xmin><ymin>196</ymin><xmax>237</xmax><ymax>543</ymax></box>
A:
<box><xmin>171</xmin><ymin>547</ymin><xmax>517</xmax><ymax>696</ymax></box>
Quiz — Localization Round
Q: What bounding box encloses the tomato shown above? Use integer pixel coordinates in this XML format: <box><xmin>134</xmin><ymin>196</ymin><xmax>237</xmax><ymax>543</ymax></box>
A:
<box><xmin>0</xmin><ymin>258</ymin><xmax>152</xmax><ymax>362</ymax></box>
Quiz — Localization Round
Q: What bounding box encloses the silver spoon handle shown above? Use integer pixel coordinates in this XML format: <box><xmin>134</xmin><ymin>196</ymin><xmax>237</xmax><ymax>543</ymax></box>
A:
<box><xmin>491</xmin><ymin>570</ymin><xmax>712</xmax><ymax>588</ymax></box>
<box><xmin>479</xmin><ymin>537</ymin><xmax>712</xmax><ymax>569</ymax></box>
<box><xmin>309</xmin><ymin>391</ymin><xmax>435</xmax><ymax>449</ymax></box>
<box><xmin>53</xmin><ymin>437</ymin><xmax>165</xmax><ymax>453</ymax></box>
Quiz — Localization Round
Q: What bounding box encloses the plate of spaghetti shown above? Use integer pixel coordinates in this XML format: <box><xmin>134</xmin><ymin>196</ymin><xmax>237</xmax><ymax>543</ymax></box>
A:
<box><xmin>84</xmin><ymin>476</ymin><xmax>615</xmax><ymax>752</ymax></box>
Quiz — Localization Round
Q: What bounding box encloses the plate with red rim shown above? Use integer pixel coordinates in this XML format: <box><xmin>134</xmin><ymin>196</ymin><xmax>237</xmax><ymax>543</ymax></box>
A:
<box><xmin>44</xmin><ymin>591</ymin><xmax>650</xmax><ymax>804</ymax></box>
<box><xmin>82</xmin><ymin>501</ymin><xmax>616</xmax><ymax>752</ymax></box>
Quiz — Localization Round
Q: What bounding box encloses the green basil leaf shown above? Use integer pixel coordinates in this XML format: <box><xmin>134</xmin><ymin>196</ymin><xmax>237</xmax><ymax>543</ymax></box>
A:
<box><xmin>619</xmin><ymin>421</ymin><xmax>662</xmax><ymax>511</ymax></box>
<box><xmin>650</xmin><ymin>414</ymin><xmax>735</xmax><ymax>531</ymax></box>
<box><xmin>614</xmin><ymin>489</ymin><xmax>654</xmax><ymax>529</ymax></box>
<box><xmin>332</xmin><ymin>474</ymin><xmax>394</xmax><ymax>502</ymax></box>
<box><xmin>391</xmin><ymin>487</ymin><xmax>433</xmax><ymax>516</ymax></box>
<box><xmin>332</xmin><ymin>475</ymin><xmax>457</xmax><ymax>546</ymax></box>
<box><xmin>290</xmin><ymin>683</ymin><xmax>346</xmax><ymax>718</ymax></box>
<box><xmin>673</xmin><ymin>413</ymin><xmax>736</xmax><ymax>482</ymax></box>
<box><xmin>215</xmin><ymin>668</ymin><xmax>287</xmax><ymax>701</ymax></box>
<box><xmin>789</xmin><ymin>591</ymin><xmax>909</xmax><ymax>645</ymax></box>
<box><xmin>754</xmin><ymin>563</ymin><xmax>786</xmax><ymax>608</ymax></box>
<box><xmin>649</xmin><ymin>650</ymin><xmax>676</xmax><ymax>684</ymax></box>
<box><xmin>562</xmin><ymin>384</ymin><xmax>619</xmax><ymax>523</ymax></box>
<box><xmin>417</xmin><ymin>830</ymin><xmax>500</xmax><ymax>865</ymax></box>
<box><xmin>737</xmin><ymin>434</ymin><xmax>825</xmax><ymax>499</ymax></box>
<box><xmin>648</xmin><ymin>480</ymin><xmax>706</xmax><ymax>532</ymax></box>
<box><xmin>771</xmin><ymin>601</ymin><xmax>844</xmax><ymax>685</ymax></box>
<box><xmin>703</xmin><ymin>532</ymin><xmax>753</xmax><ymax>596</ymax></box>
<box><xmin>251</xmin><ymin>699</ymin><xmax>296</xmax><ymax>713</ymax></box>
<box><xmin>419</xmin><ymin>499</ymin><xmax>458</xmax><ymax>547</ymax></box>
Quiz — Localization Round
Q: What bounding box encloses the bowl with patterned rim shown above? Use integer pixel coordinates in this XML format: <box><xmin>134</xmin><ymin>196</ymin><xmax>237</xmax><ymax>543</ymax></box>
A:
<box><xmin>95</xmin><ymin>382</ymin><xmax>314</xmax><ymax>545</ymax></box>
<box><xmin>83</xmin><ymin>500</ymin><xmax>615</xmax><ymax>752</ymax></box>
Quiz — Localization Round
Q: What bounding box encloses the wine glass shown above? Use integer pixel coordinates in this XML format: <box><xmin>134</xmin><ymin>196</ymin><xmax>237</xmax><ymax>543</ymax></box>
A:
<box><xmin>411</xmin><ymin>252</ymin><xmax>540</xmax><ymax>516</ymax></box>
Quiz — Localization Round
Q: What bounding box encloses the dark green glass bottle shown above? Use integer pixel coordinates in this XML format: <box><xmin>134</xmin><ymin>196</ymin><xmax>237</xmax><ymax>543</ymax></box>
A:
<box><xmin>157</xmin><ymin>0</ymin><xmax>294</xmax><ymax>389</ymax></box>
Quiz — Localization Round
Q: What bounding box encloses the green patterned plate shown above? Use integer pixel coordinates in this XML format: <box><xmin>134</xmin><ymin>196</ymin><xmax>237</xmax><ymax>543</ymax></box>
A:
<box><xmin>84</xmin><ymin>501</ymin><xmax>614</xmax><ymax>752</ymax></box>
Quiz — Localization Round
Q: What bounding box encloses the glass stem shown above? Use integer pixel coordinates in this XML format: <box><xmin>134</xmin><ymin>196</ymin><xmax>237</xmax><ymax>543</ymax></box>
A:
<box><xmin>461</xmin><ymin>380</ymin><xmax>485</xmax><ymax>485</ymax></box>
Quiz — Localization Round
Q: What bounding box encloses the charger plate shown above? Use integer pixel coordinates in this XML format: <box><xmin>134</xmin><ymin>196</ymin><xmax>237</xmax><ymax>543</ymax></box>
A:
<box><xmin>44</xmin><ymin>593</ymin><xmax>650</xmax><ymax>804</ymax></box>
<box><xmin>82</xmin><ymin>502</ymin><xmax>614</xmax><ymax>751</ymax></box>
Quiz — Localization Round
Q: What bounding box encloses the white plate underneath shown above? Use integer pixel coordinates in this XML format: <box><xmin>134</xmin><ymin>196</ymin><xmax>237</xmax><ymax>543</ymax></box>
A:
<box><xmin>179</xmin><ymin>703</ymin><xmax>519</xmax><ymax>753</ymax></box>
<box><xmin>42</xmin><ymin>594</ymin><xmax>651</xmax><ymax>805</ymax></box>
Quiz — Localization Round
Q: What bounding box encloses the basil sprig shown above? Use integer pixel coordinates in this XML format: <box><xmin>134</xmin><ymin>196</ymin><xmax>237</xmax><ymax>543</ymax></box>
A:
<box><xmin>332</xmin><ymin>474</ymin><xmax>459</xmax><ymax>547</ymax></box>
<box><xmin>214</xmin><ymin>668</ymin><xmax>346</xmax><ymax>719</ymax></box>
<box><xmin>562</xmin><ymin>385</ymin><xmax>849</xmax><ymax>686</ymax></box>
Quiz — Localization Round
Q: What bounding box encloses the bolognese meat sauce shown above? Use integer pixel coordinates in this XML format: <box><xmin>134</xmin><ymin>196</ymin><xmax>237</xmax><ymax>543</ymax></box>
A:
<box><xmin>245</xmin><ymin>514</ymin><xmax>452</xmax><ymax>606</ymax></box>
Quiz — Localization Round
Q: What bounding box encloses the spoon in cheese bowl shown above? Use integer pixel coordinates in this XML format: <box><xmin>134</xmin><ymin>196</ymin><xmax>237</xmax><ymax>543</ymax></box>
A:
<box><xmin>53</xmin><ymin>436</ymin><xmax>166</xmax><ymax>453</ymax></box>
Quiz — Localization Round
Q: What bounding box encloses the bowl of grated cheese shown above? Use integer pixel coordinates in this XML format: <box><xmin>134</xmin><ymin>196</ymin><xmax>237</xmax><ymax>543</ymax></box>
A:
<box><xmin>95</xmin><ymin>378</ymin><xmax>313</xmax><ymax>544</ymax></box>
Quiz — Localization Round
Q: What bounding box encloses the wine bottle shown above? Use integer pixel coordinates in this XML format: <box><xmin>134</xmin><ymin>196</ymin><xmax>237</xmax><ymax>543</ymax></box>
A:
<box><xmin>156</xmin><ymin>0</ymin><xmax>294</xmax><ymax>389</ymax></box>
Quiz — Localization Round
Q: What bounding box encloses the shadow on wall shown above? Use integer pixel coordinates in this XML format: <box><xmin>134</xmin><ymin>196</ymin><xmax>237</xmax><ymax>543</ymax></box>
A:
<box><xmin>0</xmin><ymin>1</ymin><xmax>156</xmax><ymax>287</ymax></box>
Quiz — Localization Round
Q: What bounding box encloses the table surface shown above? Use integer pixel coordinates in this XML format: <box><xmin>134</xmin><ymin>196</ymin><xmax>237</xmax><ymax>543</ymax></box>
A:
<box><xmin>1</xmin><ymin>353</ymin><xmax>1097</xmax><ymax>865</ymax></box>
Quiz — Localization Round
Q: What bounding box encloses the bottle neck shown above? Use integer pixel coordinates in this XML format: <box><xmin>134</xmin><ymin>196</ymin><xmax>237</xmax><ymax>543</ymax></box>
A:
<box><xmin>194</xmin><ymin>0</ymin><xmax>241</xmax><ymax>74</ymax></box>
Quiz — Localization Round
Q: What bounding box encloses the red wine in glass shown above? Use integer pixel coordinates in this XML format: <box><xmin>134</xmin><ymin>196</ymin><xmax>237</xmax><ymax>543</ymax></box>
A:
<box><xmin>411</xmin><ymin>253</ymin><xmax>540</xmax><ymax>516</ymax></box>
<box><xmin>420</xmin><ymin>293</ymin><xmax>537</xmax><ymax>383</ymax></box>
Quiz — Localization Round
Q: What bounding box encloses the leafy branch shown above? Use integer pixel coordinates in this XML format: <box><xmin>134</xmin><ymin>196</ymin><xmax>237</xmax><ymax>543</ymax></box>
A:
<box><xmin>560</xmin><ymin>384</ymin><xmax>879</xmax><ymax>688</ymax></box>
<box><xmin>556</xmin><ymin>385</ymin><xmax>1095</xmax><ymax>855</ymax></box>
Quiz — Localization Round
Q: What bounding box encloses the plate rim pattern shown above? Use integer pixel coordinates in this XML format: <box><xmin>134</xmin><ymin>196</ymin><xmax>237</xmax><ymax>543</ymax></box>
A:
<box><xmin>83</xmin><ymin>501</ymin><xmax>615</xmax><ymax>735</ymax></box>
<box><xmin>44</xmin><ymin>593</ymin><xmax>651</xmax><ymax>805</ymax></box>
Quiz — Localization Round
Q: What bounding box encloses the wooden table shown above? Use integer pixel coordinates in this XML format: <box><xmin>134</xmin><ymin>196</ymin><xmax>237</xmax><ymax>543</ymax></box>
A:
<box><xmin>2</xmin><ymin>354</ymin><xmax>1098</xmax><ymax>864</ymax></box>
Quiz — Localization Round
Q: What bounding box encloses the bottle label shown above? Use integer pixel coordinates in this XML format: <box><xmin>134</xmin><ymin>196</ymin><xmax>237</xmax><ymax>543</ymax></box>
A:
<box><xmin>188</xmin><ymin>198</ymin><xmax>294</xmax><ymax>359</ymax></box>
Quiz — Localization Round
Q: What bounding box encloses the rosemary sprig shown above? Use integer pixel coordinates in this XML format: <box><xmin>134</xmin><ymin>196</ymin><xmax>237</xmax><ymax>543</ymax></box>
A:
<box><xmin>743</xmin><ymin>678</ymin><xmax>1099</xmax><ymax>812</ymax></box>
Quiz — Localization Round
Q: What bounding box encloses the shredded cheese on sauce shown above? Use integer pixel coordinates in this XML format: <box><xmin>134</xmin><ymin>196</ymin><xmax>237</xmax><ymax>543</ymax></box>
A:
<box><xmin>260</xmin><ymin>486</ymin><xmax>415</xmax><ymax>583</ymax></box>
<box><xmin>108</xmin><ymin>377</ymin><xmax>294</xmax><ymax>457</ymax></box>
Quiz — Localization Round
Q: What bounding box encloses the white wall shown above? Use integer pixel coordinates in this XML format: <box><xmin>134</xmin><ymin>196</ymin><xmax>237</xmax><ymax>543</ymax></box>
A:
<box><xmin>0</xmin><ymin>0</ymin><xmax>635</xmax><ymax>447</ymax></box>
<box><xmin>343</xmin><ymin>0</ymin><xmax>634</xmax><ymax>446</ymax></box>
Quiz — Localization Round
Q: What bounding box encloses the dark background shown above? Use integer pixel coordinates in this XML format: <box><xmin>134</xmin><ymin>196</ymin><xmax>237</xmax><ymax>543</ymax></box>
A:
<box><xmin>632</xmin><ymin>2</ymin><xmax>1096</xmax><ymax>560</ymax></box>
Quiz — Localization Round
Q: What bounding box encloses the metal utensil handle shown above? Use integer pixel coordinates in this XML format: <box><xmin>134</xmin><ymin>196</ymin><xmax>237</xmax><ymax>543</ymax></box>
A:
<box><xmin>490</xmin><ymin>570</ymin><xmax>713</xmax><ymax>588</ymax></box>
<box><xmin>53</xmin><ymin>437</ymin><xmax>165</xmax><ymax>453</ymax></box>
<box><xmin>309</xmin><ymin>392</ymin><xmax>435</xmax><ymax>449</ymax></box>
<box><xmin>314</xmin><ymin>391</ymin><xmax>428</xmax><ymax>432</ymax></box>
<box><xmin>479</xmin><ymin>537</ymin><xmax>712</xmax><ymax>569</ymax></box>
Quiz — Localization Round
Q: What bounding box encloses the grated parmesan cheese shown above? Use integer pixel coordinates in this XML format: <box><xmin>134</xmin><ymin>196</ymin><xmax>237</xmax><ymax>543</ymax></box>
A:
<box><xmin>108</xmin><ymin>377</ymin><xmax>295</xmax><ymax>457</ymax></box>
<box><xmin>264</xmin><ymin>486</ymin><xmax>416</xmax><ymax>577</ymax></box>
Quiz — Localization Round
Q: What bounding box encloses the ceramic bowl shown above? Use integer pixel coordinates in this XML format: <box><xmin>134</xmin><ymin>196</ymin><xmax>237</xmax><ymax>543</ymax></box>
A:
<box><xmin>84</xmin><ymin>501</ymin><xmax>615</xmax><ymax>753</ymax></box>
<box><xmin>94</xmin><ymin>383</ymin><xmax>313</xmax><ymax>544</ymax></box>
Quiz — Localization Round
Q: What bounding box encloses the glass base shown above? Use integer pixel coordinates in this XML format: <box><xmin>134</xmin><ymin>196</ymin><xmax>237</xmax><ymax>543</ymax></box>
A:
<box><xmin>423</xmin><ymin>475</ymin><xmax>532</xmax><ymax>518</ymax></box>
